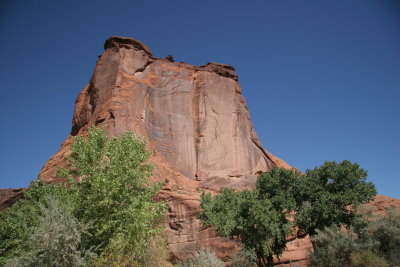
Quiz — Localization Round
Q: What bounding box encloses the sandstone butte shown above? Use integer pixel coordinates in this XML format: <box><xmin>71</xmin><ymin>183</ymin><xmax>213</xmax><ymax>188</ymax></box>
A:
<box><xmin>1</xmin><ymin>36</ymin><xmax>399</xmax><ymax>266</ymax></box>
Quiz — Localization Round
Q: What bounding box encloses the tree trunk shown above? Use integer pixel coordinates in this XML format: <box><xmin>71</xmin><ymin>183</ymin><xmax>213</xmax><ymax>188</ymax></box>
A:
<box><xmin>256</xmin><ymin>256</ymin><xmax>267</xmax><ymax>267</ymax></box>
<box><xmin>267</xmin><ymin>254</ymin><xmax>274</xmax><ymax>267</ymax></box>
<box><xmin>256</xmin><ymin>256</ymin><xmax>275</xmax><ymax>267</ymax></box>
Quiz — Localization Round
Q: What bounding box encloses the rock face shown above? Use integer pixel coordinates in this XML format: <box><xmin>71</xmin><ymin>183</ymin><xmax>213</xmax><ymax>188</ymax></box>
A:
<box><xmin>2</xmin><ymin>36</ymin><xmax>399</xmax><ymax>266</ymax></box>
<box><xmin>367</xmin><ymin>195</ymin><xmax>400</xmax><ymax>214</ymax></box>
<box><xmin>39</xmin><ymin>36</ymin><xmax>296</xmax><ymax>262</ymax></box>
<box><xmin>0</xmin><ymin>188</ymin><xmax>24</xmax><ymax>211</ymax></box>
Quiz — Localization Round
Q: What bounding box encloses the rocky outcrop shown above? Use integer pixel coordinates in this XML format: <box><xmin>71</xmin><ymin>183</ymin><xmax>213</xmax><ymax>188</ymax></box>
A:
<box><xmin>0</xmin><ymin>188</ymin><xmax>24</xmax><ymax>211</ymax></box>
<box><xmin>2</xmin><ymin>36</ymin><xmax>400</xmax><ymax>265</ymax></box>
<box><xmin>39</xmin><ymin>36</ymin><xmax>295</xmax><ymax>262</ymax></box>
<box><xmin>367</xmin><ymin>195</ymin><xmax>400</xmax><ymax>214</ymax></box>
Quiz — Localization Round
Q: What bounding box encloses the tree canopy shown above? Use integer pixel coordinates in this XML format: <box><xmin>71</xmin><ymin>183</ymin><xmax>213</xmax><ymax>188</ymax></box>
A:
<box><xmin>201</xmin><ymin>168</ymin><xmax>303</xmax><ymax>267</ymax></box>
<box><xmin>0</xmin><ymin>127</ymin><xmax>166</xmax><ymax>266</ymax></box>
<box><xmin>200</xmin><ymin>161</ymin><xmax>376</xmax><ymax>267</ymax></box>
<box><xmin>295</xmin><ymin>160</ymin><xmax>376</xmax><ymax>235</ymax></box>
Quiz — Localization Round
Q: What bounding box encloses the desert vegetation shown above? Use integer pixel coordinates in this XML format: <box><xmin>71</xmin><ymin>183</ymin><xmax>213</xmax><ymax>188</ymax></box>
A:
<box><xmin>200</xmin><ymin>161</ymin><xmax>378</xmax><ymax>267</ymax></box>
<box><xmin>0</xmin><ymin>127</ymin><xmax>167</xmax><ymax>266</ymax></box>
<box><xmin>309</xmin><ymin>206</ymin><xmax>400</xmax><ymax>267</ymax></box>
<box><xmin>1</xmin><ymin>127</ymin><xmax>398</xmax><ymax>267</ymax></box>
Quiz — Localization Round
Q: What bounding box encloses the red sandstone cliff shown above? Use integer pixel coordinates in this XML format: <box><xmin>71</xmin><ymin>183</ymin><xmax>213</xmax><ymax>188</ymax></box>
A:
<box><xmin>38</xmin><ymin>36</ymin><xmax>297</xmax><ymax>262</ymax></box>
<box><xmin>4</xmin><ymin>36</ymin><xmax>398</xmax><ymax>265</ymax></box>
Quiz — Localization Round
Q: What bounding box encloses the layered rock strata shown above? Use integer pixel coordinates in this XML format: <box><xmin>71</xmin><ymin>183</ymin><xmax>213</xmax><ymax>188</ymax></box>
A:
<box><xmin>2</xmin><ymin>37</ymin><xmax>399</xmax><ymax>265</ymax></box>
<box><xmin>39</xmin><ymin>36</ymin><xmax>296</xmax><ymax>262</ymax></box>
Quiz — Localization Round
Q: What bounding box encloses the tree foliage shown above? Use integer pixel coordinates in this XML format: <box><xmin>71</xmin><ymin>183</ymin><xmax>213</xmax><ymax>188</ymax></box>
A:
<box><xmin>4</xmin><ymin>195</ymin><xmax>95</xmax><ymax>267</ymax></box>
<box><xmin>310</xmin><ymin>226</ymin><xmax>365</xmax><ymax>267</ymax></box>
<box><xmin>0</xmin><ymin>180</ymin><xmax>70</xmax><ymax>264</ymax></box>
<box><xmin>200</xmin><ymin>161</ymin><xmax>376</xmax><ymax>266</ymax></box>
<box><xmin>230</xmin><ymin>249</ymin><xmax>257</xmax><ymax>267</ymax></box>
<box><xmin>175</xmin><ymin>249</ymin><xmax>224</xmax><ymax>267</ymax></box>
<box><xmin>59</xmin><ymin>127</ymin><xmax>166</xmax><ymax>256</ymax></box>
<box><xmin>310</xmin><ymin>207</ymin><xmax>400</xmax><ymax>267</ymax></box>
<box><xmin>201</xmin><ymin>169</ymin><xmax>302</xmax><ymax>267</ymax></box>
<box><xmin>295</xmin><ymin>160</ymin><xmax>376</xmax><ymax>236</ymax></box>
<box><xmin>369</xmin><ymin>208</ymin><xmax>400</xmax><ymax>265</ymax></box>
<box><xmin>0</xmin><ymin>127</ymin><xmax>167</xmax><ymax>266</ymax></box>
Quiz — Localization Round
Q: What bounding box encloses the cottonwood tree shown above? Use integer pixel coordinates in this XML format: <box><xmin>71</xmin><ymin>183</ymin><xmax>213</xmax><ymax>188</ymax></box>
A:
<box><xmin>58</xmin><ymin>126</ymin><xmax>167</xmax><ymax>262</ymax></box>
<box><xmin>295</xmin><ymin>160</ymin><xmax>376</xmax><ymax>236</ymax></box>
<box><xmin>200</xmin><ymin>161</ymin><xmax>376</xmax><ymax>267</ymax></box>
<box><xmin>201</xmin><ymin>169</ymin><xmax>302</xmax><ymax>267</ymax></box>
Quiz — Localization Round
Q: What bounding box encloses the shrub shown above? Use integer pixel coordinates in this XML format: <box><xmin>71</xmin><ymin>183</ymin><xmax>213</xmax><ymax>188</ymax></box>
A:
<box><xmin>4</xmin><ymin>195</ymin><xmax>94</xmax><ymax>267</ymax></box>
<box><xmin>142</xmin><ymin>237</ymin><xmax>173</xmax><ymax>267</ymax></box>
<box><xmin>350</xmin><ymin>250</ymin><xmax>389</xmax><ymax>267</ymax></box>
<box><xmin>370</xmin><ymin>208</ymin><xmax>400</xmax><ymax>265</ymax></box>
<box><xmin>310</xmin><ymin>226</ymin><xmax>361</xmax><ymax>267</ymax></box>
<box><xmin>175</xmin><ymin>249</ymin><xmax>224</xmax><ymax>267</ymax></box>
<box><xmin>230</xmin><ymin>249</ymin><xmax>257</xmax><ymax>267</ymax></box>
<box><xmin>0</xmin><ymin>180</ymin><xmax>70</xmax><ymax>264</ymax></box>
<box><xmin>309</xmin><ymin>209</ymin><xmax>398</xmax><ymax>267</ymax></box>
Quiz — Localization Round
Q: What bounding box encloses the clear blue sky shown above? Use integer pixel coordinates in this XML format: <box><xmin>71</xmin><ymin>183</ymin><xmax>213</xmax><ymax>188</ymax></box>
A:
<box><xmin>1</xmin><ymin>0</ymin><xmax>399</xmax><ymax>198</ymax></box>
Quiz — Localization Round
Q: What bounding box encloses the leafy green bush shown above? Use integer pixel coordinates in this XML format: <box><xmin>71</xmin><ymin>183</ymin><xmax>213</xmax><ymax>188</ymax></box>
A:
<box><xmin>351</xmin><ymin>250</ymin><xmax>389</xmax><ymax>267</ymax></box>
<box><xmin>370</xmin><ymin>208</ymin><xmax>400</xmax><ymax>266</ymax></box>
<box><xmin>175</xmin><ymin>249</ymin><xmax>224</xmax><ymax>267</ymax></box>
<box><xmin>0</xmin><ymin>180</ymin><xmax>70</xmax><ymax>264</ymax></box>
<box><xmin>94</xmin><ymin>236</ymin><xmax>173</xmax><ymax>267</ymax></box>
<box><xmin>142</xmin><ymin>237</ymin><xmax>173</xmax><ymax>267</ymax></box>
<box><xmin>310</xmin><ymin>208</ymin><xmax>400</xmax><ymax>267</ymax></box>
<box><xmin>230</xmin><ymin>249</ymin><xmax>257</xmax><ymax>267</ymax></box>
<box><xmin>4</xmin><ymin>195</ymin><xmax>95</xmax><ymax>267</ymax></box>
<box><xmin>310</xmin><ymin>227</ymin><xmax>363</xmax><ymax>267</ymax></box>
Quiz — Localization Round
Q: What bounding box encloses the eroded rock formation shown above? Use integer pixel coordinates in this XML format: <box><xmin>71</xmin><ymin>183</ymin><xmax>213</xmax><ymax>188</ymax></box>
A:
<box><xmin>2</xmin><ymin>37</ymin><xmax>400</xmax><ymax>266</ymax></box>
<box><xmin>39</xmin><ymin>36</ymin><xmax>297</xmax><ymax>263</ymax></box>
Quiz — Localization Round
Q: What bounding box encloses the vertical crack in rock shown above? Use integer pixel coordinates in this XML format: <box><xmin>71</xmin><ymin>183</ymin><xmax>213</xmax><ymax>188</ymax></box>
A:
<box><xmin>192</xmin><ymin>74</ymin><xmax>202</xmax><ymax>180</ymax></box>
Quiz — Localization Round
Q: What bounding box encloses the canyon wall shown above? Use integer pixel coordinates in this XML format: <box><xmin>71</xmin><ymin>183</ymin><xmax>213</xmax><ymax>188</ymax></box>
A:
<box><xmin>39</xmin><ymin>36</ymin><xmax>304</xmax><ymax>264</ymax></box>
<box><xmin>3</xmin><ymin>37</ymin><xmax>399</xmax><ymax>265</ymax></box>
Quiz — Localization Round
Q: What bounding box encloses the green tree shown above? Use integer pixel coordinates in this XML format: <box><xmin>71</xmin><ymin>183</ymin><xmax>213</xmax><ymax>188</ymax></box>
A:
<box><xmin>0</xmin><ymin>127</ymin><xmax>167</xmax><ymax>266</ymax></box>
<box><xmin>200</xmin><ymin>161</ymin><xmax>376</xmax><ymax>267</ymax></box>
<box><xmin>295</xmin><ymin>160</ymin><xmax>376</xmax><ymax>236</ymax></box>
<box><xmin>200</xmin><ymin>169</ymin><xmax>302</xmax><ymax>266</ymax></box>
<box><xmin>58</xmin><ymin>126</ymin><xmax>167</xmax><ymax>261</ymax></box>
<box><xmin>200</xmin><ymin>168</ymin><xmax>302</xmax><ymax>267</ymax></box>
